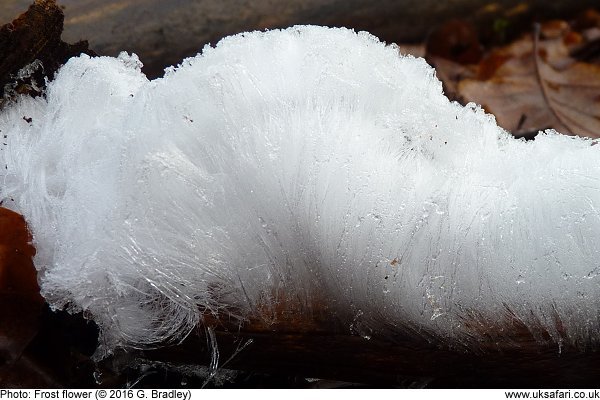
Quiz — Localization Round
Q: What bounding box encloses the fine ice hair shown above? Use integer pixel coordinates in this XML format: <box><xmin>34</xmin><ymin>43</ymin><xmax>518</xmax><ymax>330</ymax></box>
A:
<box><xmin>1</xmin><ymin>26</ymin><xmax>600</xmax><ymax>354</ymax></box>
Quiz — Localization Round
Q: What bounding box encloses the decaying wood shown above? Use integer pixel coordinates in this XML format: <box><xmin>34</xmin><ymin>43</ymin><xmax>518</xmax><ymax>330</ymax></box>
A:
<box><xmin>143</xmin><ymin>324</ymin><xmax>600</xmax><ymax>388</ymax></box>
<box><xmin>0</xmin><ymin>0</ymin><xmax>93</xmax><ymax>105</ymax></box>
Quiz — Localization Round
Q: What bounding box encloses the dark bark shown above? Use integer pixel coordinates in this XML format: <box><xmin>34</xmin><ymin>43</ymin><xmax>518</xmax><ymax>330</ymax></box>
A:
<box><xmin>0</xmin><ymin>0</ymin><xmax>94</xmax><ymax>106</ymax></box>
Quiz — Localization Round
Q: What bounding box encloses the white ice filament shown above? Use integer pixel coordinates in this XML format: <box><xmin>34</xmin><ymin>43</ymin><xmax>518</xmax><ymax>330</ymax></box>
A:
<box><xmin>1</xmin><ymin>26</ymin><xmax>600</xmax><ymax>353</ymax></box>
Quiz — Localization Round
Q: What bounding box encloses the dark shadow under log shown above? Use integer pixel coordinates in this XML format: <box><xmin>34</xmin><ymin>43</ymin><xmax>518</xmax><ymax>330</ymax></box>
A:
<box><xmin>144</xmin><ymin>328</ymin><xmax>600</xmax><ymax>388</ymax></box>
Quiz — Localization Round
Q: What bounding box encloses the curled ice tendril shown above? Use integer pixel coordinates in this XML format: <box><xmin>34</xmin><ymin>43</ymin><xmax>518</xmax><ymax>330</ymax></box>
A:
<box><xmin>1</xmin><ymin>26</ymin><xmax>600</xmax><ymax>354</ymax></box>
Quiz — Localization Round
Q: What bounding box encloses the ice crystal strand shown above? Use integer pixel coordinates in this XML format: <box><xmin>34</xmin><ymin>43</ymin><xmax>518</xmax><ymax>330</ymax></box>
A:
<box><xmin>1</xmin><ymin>26</ymin><xmax>600</xmax><ymax>354</ymax></box>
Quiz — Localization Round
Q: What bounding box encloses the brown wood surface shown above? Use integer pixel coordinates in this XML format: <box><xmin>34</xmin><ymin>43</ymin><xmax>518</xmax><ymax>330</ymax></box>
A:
<box><xmin>0</xmin><ymin>0</ymin><xmax>92</xmax><ymax>102</ymax></box>
<box><xmin>144</xmin><ymin>325</ymin><xmax>600</xmax><ymax>387</ymax></box>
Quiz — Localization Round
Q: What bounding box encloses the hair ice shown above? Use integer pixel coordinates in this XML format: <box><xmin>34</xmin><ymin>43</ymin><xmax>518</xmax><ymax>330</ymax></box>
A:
<box><xmin>1</xmin><ymin>26</ymin><xmax>600</xmax><ymax>353</ymax></box>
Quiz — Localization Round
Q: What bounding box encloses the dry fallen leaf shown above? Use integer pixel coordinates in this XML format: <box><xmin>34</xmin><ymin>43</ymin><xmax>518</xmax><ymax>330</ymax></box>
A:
<box><xmin>428</xmin><ymin>16</ymin><xmax>600</xmax><ymax>139</ymax></box>
<box><xmin>0</xmin><ymin>207</ymin><xmax>43</xmax><ymax>381</ymax></box>
<box><xmin>425</xmin><ymin>19</ymin><xmax>483</xmax><ymax>65</ymax></box>
<box><xmin>0</xmin><ymin>207</ymin><xmax>39</xmax><ymax>296</ymax></box>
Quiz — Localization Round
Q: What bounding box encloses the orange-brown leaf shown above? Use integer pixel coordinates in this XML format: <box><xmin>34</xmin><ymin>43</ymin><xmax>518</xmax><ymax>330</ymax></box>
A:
<box><xmin>0</xmin><ymin>207</ymin><xmax>42</xmax><ymax>366</ymax></box>
<box><xmin>456</xmin><ymin>25</ymin><xmax>600</xmax><ymax>138</ymax></box>
<box><xmin>0</xmin><ymin>207</ymin><xmax>39</xmax><ymax>298</ymax></box>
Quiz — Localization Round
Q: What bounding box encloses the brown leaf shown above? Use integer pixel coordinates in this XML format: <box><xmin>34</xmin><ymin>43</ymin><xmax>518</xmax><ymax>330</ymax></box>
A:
<box><xmin>428</xmin><ymin>55</ymin><xmax>476</xmax><ymax>101</ymax></box>
<box><xmin>426</xmin><ymin>19</ymin><xmax>483</xmax><ymax>65</ymax></box>
<box><xmin>0</xmin><ymin>207</ymin><xmax>39</xmax><ymax>297</ymax></box>
<box><xmin>0</xmin><ymin>207</ymin><xmax>42</xmax><ymax>368</ymax></box>
<box><xmin>455</xmin><ymin>23</ymin><xmax>600</xmax><ymax>138</ymax></box>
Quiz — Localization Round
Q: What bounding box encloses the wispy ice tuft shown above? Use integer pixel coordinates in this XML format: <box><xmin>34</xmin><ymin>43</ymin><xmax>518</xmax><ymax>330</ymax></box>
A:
<box><xmin>2</xmin><ymin>26</ymin><xmax>600</xmax><ymax>353</ymax></box>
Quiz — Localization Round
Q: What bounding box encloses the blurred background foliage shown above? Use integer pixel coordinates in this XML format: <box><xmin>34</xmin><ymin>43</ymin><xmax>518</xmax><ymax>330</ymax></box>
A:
<box><xmin>0</xmin><ymin>0</ymin><xmax>597</xmax><ymax>77</ymax></box>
